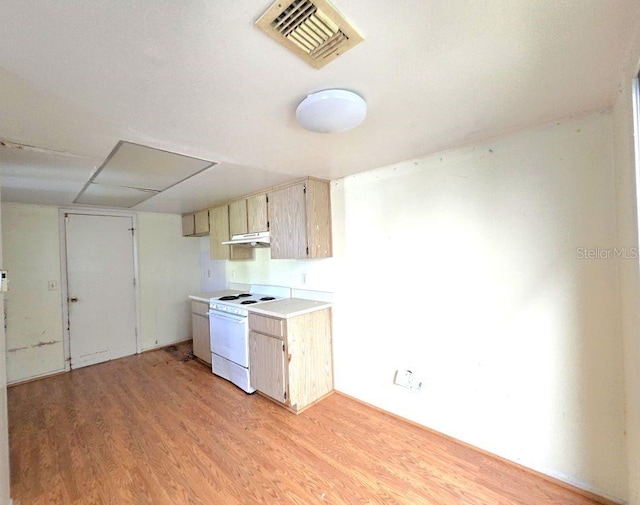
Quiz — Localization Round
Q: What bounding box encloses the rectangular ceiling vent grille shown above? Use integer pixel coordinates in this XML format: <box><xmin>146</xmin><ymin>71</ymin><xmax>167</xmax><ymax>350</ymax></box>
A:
<box><xmin>256</xmin><ymin>0</ymin><xmax>363</xmax><ymax>69</ymax></box>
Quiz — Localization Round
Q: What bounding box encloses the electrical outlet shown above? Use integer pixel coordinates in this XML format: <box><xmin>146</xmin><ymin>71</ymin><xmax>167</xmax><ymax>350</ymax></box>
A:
<box><xmin>301</xmin><ymin>273</ymin><xmax>307</xmax><ymax>284</ymax></box>
<box><xmin>207</xmin><ymin>269</ymin><xmax>211</xmax><ymax>278</ymax></box>
<box><xmin>394</xmin><ymin>369</ymin><xmax>423</xmax><ymax>392</ymax></box>
<box><xmin>48</xmin><ymin>280</ymin><xmax>58</xmax><ymax>291</ymax></box>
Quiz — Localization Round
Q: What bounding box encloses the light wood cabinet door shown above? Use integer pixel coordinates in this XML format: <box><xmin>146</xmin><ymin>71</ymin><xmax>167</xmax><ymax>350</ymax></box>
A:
<box><xmin>247</xmin><ymin>194</ymin><xmax>268</xmax><ymax>233</ymax></box>
<box><xmin>268</xmin><ymin>184</ymin><xmax>307</xmax><ymax>259</ymax></box>
<box><xmin>305</xmin><ymin>179</ymin><xmax>332</xmax><ymax>258</ymax></box>
<box><xmin>209</xmin><ymin>205</ymin><xmax>230</xmax><ymax>260</ymax></box>
<box><xmin>286</xmin><ymin>309</ymin><xmax>333</xmax><ymax>409</ymax></box>
<box><xmin>182</xmin><ymin>214</ymin><xmax>195</xmax><ymax>236</ymax></box>
<box><xmin>250</xmin><ymin>331</ymin><xmax>286</xmax><ymax>403</ymax></box>
<box><xmin>192</xmin><ymin>312</ymin><xmax>211</xmax><ymax>364</ymax></box>
<box><xmin>194</xmin><ymin>210</ymin><xmax>210</xmax><ymax>235</ymax></box>
<box><xmin>228</xmin><ymin>200</ymin><xmax>248</xmax><ymax>237</ymax></box>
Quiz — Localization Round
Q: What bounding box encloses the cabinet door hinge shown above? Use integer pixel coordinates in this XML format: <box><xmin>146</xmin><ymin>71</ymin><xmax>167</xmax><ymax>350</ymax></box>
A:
<box><xmin>266</xmin><ymin>195</ymin><xmax>269</xmax><ymax>203</ymax></box>
<box><xmin>306</xmin><ymin>247</ymin><xmax>309</xmax><ymax>256</ymax></box>
<box><xmin>303</xmin><ymin>184</ymin><xmax>306</xmax><ymax>194</ymax></box>
<box><xmin>267</xmin><ymin>220</ymin><xmax>270</xmax><ymax>230</ymax></box>
<box><xmin>284</xmin><ymin>391</ymin><xmax>287</xmax><ymax>401</ymax></box>
<box><xmin>282</xmin><ymin>343</ymin><xmax>285</xmax><ymax>351</ymax></box>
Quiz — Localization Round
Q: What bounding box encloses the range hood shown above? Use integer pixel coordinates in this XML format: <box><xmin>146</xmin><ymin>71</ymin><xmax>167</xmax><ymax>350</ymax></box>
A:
<box><xmin>222</xmin><ymin>232</ymin><xmax>270</xmax><ymax>247</ymax></box>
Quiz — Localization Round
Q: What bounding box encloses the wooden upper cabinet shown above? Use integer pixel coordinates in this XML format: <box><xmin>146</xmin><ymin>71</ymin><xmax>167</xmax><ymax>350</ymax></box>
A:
<box><xmin>229</xmin><ymin>195</ymin><xmax>268</xmax><ymax>235</ymax></box>
<box><xmin>268</xmin><ymin>179</ymin><xmax>332</xmax><ymax>259</ymax></box>
<box><xmin>194</xmin><ymin>209</ymin><xmax>210</xmax><ymax>235</ymax></box>
<box><xmin>209</xmin><ymin>205</ymin><xmax>230</xmax><ymax>260</ymax></box>
<box><xmin>182</xmin><ymin>213</ymin><xmax>196</xmax><ymax>237</ymax></box>
<box><xmin>247</xmin><ymin>194</ymin><xmax>269</xmax><ymax>233</ymax></box>
<box><xmin>183</xmin><ymin>211</ymin><xmax>209</xmax><ymax>237</ymax></box>
<box><xmin>210</xmin><ymin>203</ymin><xmax>252</xmax><ymax>261</ymax></box>
<box><xmin>228</xmin><ymin>199</ymin><xmax>248</xmax><ymax>236</ymax></box>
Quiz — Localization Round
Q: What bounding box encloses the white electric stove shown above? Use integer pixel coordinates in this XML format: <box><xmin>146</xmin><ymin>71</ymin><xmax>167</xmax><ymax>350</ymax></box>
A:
<box><xmin>209</xmin><ymin>285</ymin><xmax>290</xmax><ymax>392</ymax></box>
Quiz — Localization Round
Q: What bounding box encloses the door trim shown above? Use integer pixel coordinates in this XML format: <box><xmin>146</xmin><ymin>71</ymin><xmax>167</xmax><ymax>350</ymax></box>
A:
<box><xmin>58</xmin><ymin>208</ymin><xmax>141</xmax><ymax>371</ymax></box>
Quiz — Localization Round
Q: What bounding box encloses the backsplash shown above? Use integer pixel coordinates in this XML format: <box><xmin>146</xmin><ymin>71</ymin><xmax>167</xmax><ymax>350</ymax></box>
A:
<box><xmin>200</xmin><ymin>238</ymin><xmax>337</xmax><ymax>298</ymax></box>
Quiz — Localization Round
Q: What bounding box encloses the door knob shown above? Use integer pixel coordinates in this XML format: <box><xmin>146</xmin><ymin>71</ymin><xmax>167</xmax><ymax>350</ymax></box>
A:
<box><xmin>69</xmin><ymin>297</ymin><xmax>78</xmax><ymax>303</ymax></box>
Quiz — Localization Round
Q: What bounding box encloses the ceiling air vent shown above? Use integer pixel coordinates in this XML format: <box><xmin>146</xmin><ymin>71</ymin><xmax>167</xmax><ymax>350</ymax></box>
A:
<box><xmin>256</xmin><ymin>0</ymin><xmax>364</xmax><ymax>69</ymax></box>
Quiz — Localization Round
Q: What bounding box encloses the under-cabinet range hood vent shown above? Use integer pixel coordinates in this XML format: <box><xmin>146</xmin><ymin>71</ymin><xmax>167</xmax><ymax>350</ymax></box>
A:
<box><xmin>256</xmin><ymin>0</ymin><xmax>364</xmax><ymax>69</ymax></box>
<box><xmin>222</xmin><ymin>232</ymin><xmax>271</xmax><ymax>247</ymax></box>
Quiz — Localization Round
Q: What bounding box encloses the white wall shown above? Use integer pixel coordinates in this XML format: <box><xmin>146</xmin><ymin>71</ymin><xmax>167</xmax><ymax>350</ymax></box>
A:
<box><xmin>201</xmin><ymin>112</ymin><xmax>627</xmax><ymax>500</ymax></box>
<box><xmin>613</xmin><ymin>18</ymin><xmax>640</xmax><ymax>505</ymax></box>
<box><xmin>1</xmin><ymin>204</ymin><xmax>201</xmax><ymax>382</ymax></box>
<box><xmin>200</xmin><ymin>242</ymin><xmax>338</xmax><ymax>294</ymax></box>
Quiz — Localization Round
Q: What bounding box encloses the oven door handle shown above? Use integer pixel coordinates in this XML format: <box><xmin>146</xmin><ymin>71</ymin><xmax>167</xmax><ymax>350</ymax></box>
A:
<box><xmin>209</xmin><ymin>311</ymin><xmax>246</xmax><ymax>323</ymax></box>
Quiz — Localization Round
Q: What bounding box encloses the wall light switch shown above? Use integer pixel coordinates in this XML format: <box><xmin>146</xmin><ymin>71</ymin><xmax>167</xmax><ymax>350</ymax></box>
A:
<box><xmin>48</xmin><ymin>280</ymin><xmax>59</xmax><ymax>291</ymax></box>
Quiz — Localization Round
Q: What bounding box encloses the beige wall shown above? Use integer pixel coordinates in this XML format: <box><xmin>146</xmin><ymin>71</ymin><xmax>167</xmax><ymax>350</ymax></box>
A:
<box><xmin>3</xmin><ymin>204</ymin><xmax>65</xmax><ymax>381</ymax></box>
<box><xmin>0</xmin><ymin>195</ymin><xmax>12</xmax><ymax>504</ymax></box>
<box><xmin>206</xmin><ymin>112</ymin><xmax>627</xmax><ymax>501</ymax></box>
<box><xmin>613</xmin><ymin>18</ymin><xmax>640</xmax><ymax>505</ymax></box>
<box><xmin>331</xmin><ymin>112</ymin><xmax>626</xmax><ymax>500</ymax></box>
<box><xmin>137</xmin><ymin>212</ymin><xmax>201</xmax><ymax>350</ymax></box>
<box><xmin>1</xmin><ymin>204</ymin><xmax>201</xmax><ymax>382</ymax></box>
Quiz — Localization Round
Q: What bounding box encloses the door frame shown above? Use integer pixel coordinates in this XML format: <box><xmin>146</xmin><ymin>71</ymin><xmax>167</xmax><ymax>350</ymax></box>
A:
<box><xmin>58</xmin><ymin>208</ymin><xmax>141</xmax><ymax>371</ymax></box>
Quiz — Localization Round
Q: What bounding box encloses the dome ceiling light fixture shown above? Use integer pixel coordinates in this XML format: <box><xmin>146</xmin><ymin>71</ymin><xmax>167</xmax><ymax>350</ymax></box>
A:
<box><xmin>296</xmin><ymin>89</ymin><xmax>367</xmax><ymax>133</ymax></box>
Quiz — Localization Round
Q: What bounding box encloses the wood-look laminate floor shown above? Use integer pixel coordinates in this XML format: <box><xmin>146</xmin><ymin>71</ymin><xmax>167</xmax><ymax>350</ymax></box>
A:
<box><xmin>8</xmin><ymin>343</ymin><xmax>614</xmax><ymax>505</ymax></box>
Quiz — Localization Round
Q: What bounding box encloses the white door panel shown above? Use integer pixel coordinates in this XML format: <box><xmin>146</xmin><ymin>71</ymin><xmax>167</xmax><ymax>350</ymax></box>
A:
<box><xmin>65</xmin><ymin>214</ymin><xmax>137</xmax><ymax>368</ymax></box>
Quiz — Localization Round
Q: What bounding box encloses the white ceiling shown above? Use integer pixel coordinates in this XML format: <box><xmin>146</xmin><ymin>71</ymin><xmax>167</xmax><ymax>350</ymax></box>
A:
<box><xmin>0</xmin><ymin>0</ymin><xmax>637</xmax><ymax>214</ymax></box>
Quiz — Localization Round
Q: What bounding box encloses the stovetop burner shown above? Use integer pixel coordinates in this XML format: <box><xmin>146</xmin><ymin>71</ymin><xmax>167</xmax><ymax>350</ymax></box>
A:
<box><xmin>210</xmin><ymin>285</ymin><xmax>291</xmax><ymax>315</ymax></box>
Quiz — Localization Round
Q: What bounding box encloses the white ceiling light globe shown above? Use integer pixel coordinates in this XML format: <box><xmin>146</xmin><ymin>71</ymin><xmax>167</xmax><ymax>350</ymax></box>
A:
<box><xmin>296</xmin><ymin>89</ymin><xmax>367</xmax><ymax>133</ymax></box>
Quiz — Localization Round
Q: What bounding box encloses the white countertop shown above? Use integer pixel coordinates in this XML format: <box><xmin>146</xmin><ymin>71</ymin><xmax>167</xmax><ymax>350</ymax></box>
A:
<box><xmin>247</xmin><ymin>298</ymin><xmax>332</xmax><ymax>318</ymax></box>
<box><xmin>188</xmin><ymin>290</ymin><xmax>242</xmax><ymax>303</ymax></box>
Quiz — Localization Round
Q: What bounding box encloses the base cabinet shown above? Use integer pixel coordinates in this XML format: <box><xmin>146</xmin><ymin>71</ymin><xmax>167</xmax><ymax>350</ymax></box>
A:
<box><xmin>249</xmin><ymin>308</ymin><xmax>333</xmax><ymax>413</ymax></box>
<box><xmin>249</xmin><ymin>331</ymin><xmax>286</xmax><ymax>402</ymax></box>
<box><xmin>191</xmin><ymin>301</ymin><xmax>211</xmax><ymax>364</ymax></box>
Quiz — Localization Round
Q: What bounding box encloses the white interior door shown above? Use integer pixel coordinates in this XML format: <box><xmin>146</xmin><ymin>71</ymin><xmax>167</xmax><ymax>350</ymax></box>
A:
<box><xmin>65</xmin><ymin>213</ymin><xmax>137</xmax><ymax>368</ymax></box>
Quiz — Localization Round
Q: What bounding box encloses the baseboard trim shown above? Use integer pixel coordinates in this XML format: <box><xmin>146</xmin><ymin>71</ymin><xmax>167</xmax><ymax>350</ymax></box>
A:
<box><xmin>8</xmin><ymin>341</ymin><xmax>193</xmax><ymax>386</ymax></box>
<box><xmin>140</xmin><ymin>339</ymin><xmax>192</xmax><ymax>354</ymax></box>
<box><xmin>334</xmin><ymin>391</ymin><xmax>623</xmax><ymax>505</ymax></box>
<box><xmin>7</xmin><ymin>369</ymin><xmax>66</xmax><ymax>388</ymax></box>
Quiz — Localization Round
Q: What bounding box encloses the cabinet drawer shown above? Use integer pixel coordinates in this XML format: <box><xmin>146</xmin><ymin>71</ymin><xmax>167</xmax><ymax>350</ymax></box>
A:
<box><xmin>249</xmin><ymin>313</ymin><xmax>284</xmax><ymax>339</ymax></box>
<box><xmin>191</xmin><ymin>300</ymin><xmax>209</xmax><ymax>317</ymax></box>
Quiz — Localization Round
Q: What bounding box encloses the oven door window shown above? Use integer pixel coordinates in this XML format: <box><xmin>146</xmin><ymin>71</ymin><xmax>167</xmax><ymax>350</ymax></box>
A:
<box><xmin>209</xmin><ymin>311</ymin><xmax>249</xmax><ymax>367</ymax></box>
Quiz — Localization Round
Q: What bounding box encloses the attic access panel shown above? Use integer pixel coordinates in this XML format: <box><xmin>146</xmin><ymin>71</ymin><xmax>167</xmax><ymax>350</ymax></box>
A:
<box><xmin>74</xmin><ymin>141</ymin><xmax>215</xmax><ymax>208</ymax></box>
<box><xmin>256</xmin><ymin>0</ymin><xmax>364</xmax><ymax>69</ymax></box>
